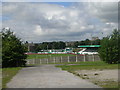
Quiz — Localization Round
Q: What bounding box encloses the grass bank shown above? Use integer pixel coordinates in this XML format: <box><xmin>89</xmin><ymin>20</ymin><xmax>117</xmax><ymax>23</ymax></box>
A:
<box><xmin>2</xmin><ymin>67</ymin><xmax>22</xmax><ymax>88</ymax></box>
<box><xmin>56</xmin><ymin>61</ymin><xmax>119</xmax><ymax>88</ymax></box>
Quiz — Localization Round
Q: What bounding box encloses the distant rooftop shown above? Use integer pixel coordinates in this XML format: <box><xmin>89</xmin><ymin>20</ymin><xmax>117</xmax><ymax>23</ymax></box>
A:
<box><xmin>78</xmin><ymin>45</ymin><xmax>101</xmax><ymax>48</ymax></box>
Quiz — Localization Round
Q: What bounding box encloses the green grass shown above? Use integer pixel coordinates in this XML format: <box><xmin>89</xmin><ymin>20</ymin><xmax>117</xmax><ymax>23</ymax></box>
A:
<box><xmin>93</xmin><ymin>80</ymin><xmax>120</xmax><ymax>88</ymax></box>
<box><xmin>27</xmin><ymin>54</ymin><xmax>75</xmax><ymax>59</ymax></box>
<box><xmin>56</xmin><ymin>61</ymin><xmax>119</xmax><ymax>88</ymax></box>
<box><xmin>2</xmin><ymin>67</ymin><xmax>22</xmax><ymax>88</ymax></box>
<box><xmin>0</xmin><ymin>68</ymin><xmax>2</xmax><ymax>89</ymax></box>
<box><xmin>1</xmin><ymin>61</ymin><xmax>119</xmax><ymax>88</ymax></box>
<box><xmin>56</xmin><ymin>61</ymin><xmax>118</xmax><ymax>72</ymax></box>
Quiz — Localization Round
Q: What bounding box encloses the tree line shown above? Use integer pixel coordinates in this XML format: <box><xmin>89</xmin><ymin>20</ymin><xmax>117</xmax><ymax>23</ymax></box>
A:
<box><xmin>26</xmin><ymin>39</ymin><xmax>101</xmax><ymax>52</ymax></box>
<box><xmin>73</xmin><ymin>39</ymin><xmax>100</xmax><ymax>48</ymax></box>
<box><xmin>34</xmin><ymin>41</ymin><xmax>66</xmax><ymax>52</ymax></box>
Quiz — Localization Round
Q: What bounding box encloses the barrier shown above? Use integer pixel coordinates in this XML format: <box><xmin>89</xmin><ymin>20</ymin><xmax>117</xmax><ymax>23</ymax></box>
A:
<box><xmin>27</xmin><ymin>54</ymin><xmax>101</xmax><ymax>64</ymax></box>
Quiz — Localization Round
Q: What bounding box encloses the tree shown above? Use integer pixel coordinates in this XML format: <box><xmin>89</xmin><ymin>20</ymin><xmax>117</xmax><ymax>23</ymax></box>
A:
<box><xmin>79</xmin><ymin>40</ymin><xmax>85</xmax><ymax>45</ymax></box>
<box><xmin>84</xmin><ymin>39</ymin><xmax>91</xmax><ymax>45</ymax></box>
<box><xmin>34</xmin><ymin>44</ymin><xmax>42</xmax><ymax>52</ymax></box>
<box><xmin>2</xmin><ymin>28</ymin><xmax>27</xmax><ymax>67</ymax></box>
<box><xmin>58</xmin><ymin>41</ymin><xmax>66</xmax><ymax>49</ymax></box>
<box><xmin>74</xmin><ymin>41</ymin><xmax>79</xmax><ymax>48</ymax></box>
<box><xmin>0</xmin><ymin>33</ymin><xmax>2</xmax><ymax>67</ymax></box>
<box><xmin>99</xmin><ymin>29</ymin><xmax>120</xmax><ymax>64</ymax></box>
<box><xmin>92</xmin><ymin>39</ymin><xmax>101</xmax><ymax>45</ymax></box>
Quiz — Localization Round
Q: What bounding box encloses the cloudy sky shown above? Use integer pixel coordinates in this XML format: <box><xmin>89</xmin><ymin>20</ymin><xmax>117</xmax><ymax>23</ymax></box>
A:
<box><xmin>2</xmin><ymin>1</ymin><xmax>118</xmax><ymax>43</ymax></box>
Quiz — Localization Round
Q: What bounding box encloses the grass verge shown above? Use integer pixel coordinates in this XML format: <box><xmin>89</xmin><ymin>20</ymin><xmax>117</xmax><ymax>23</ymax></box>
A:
<box><xmin>93</xmin><ymin>80</ymin><xmax>120</xmax><ymax>88</ymax></box>
<box><xmin>2</xmin><ymin>67</ymin><xmax>22</xmax><ymax>88</ymax></box>
<box><xmin>56</xmin><ymin>61</ymin><xmax>118</xmax><ymax>71</ymax></box>
<box><xmin>56</xmin><ymin>61</ymin><xmax>119</xmax><ymax>88</ymax></box>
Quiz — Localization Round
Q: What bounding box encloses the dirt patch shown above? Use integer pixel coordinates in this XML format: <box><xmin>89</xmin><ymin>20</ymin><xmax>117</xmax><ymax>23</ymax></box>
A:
<box><xmin>75</xmin><ymin>69</ymin><xmax>119</xmax><ymax>88</ymax></box>
<box><xmin>75</xmin><ymin>69</ymin><xmax>119</xmax><ymax>81</ymax></box>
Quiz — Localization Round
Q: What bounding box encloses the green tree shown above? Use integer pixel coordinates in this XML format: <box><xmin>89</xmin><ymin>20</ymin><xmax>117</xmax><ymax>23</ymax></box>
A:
<box><xmin>58</xmin><ymin>41</ymin><xmax>66</xmax><ymax>49</ymax></box>
<box><xmin>2</xmin><ymin>28</ymin><xmax>27</xmax><ymax>67</ymax></box>
<box><xmin>92</xmin><ymin>39</ymin><xmax>100</xmax><ymax>45</ymax></box>
<box><xmin>79</xmin><ymin>40</ymin><xmax>85</xmax><ymax>45</ymax></box>
<box><xmin>74</xmin><ymin>41</ymin><xmax>79</xmax><ymax>48</ymax></box>
<box><xmin>84</xmin><ymin>39</ymin><xmax>91</xmax><ymax>45</ymax></box>
<box><xmin>34</xmin><ymin>44</ymin><xmax>42</xmax><ymax>52</ymax></box>
<box><xmin>0</xmin><ymin>33</ymin><xmax>2</xmax><ymax>67</ymax></box>
<box><xmin>99</xmin><ymin>29</ymin><xmax>120</xmax><ymax>64</ymax></box>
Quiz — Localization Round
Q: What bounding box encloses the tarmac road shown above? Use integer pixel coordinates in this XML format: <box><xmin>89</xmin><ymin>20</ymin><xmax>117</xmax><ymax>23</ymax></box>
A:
<box><xmin>7</xmin><ymin>65</ymin><xmax>101</xmax><ymax>88</ymax></box>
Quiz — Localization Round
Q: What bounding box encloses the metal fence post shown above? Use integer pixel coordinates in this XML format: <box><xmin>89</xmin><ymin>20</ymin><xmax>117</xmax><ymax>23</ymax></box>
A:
<box><xmin>68</xmin><ymin>56</ymin><xmax>70</xmax><ymax>63</ymax></box>
<box><xmin>40</xmin><ymin>59</ymin><xmax>41</xmax><ymax>64</ymax></box>
<box><xmin>32</xmin><ymin>59</ymin><xmax>34</xmax><ymax>64</ymax></box>
<box><xmin>49</xmin><ymin>55</ymin><xmax>51</xmax><ymax>63</ymax></box>
<box><xmin>54</xmin><ymin>57</ymin><xmax>56</xmax><ymax>63</ymax></box>
<box><xmin>27</xmin><ymin>60</ymin><xmax>29</xmax><ymax>64</ymax></box>
<box><xmin>34</xmin><ymin>59</ymin><xmax>36</xmax><ymax>64</ymax></box>
<box><xmin>76</xmin><ymin>55</ymin><xmax>78</xmax><ymax>62</ymax></box>
<box><xmin>47</xmin><ymin>59</ymin><xmax>48</xmax><ymax>64</ymax></box>
<box><xmin>84</xmin><ymin>54</ymin><xmax>86</xmax><ymax>62</ymax></box>
<box><xmin>61</xmin><ymin>56</ymin><xmax>62</xmax><ymax>63</ymax></box>
<box><xmin>29</xmin><ymin>60</ymin><xmax>31</xmax><ymax>64</ymax></box>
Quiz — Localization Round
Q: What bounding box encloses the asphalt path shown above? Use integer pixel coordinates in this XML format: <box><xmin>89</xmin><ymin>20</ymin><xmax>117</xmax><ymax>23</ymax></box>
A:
<box><xmin>7</xmin><ymin>65</ymin><xmax>101</xmax><ymax>88</ymax></box>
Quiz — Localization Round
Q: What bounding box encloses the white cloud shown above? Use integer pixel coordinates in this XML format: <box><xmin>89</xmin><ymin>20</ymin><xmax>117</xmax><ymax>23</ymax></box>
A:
<box><xmin>2</xmin><ymin>0</ymin><xmax>119</xmax><ymax>2</ymax></box>
<box><xmin>85</xmin><ymin>2</ymin><xmax>118</xmax><ymax>23</ymax></box>
<box><xmin>2</xmin><ymin>2</ymin><xmax>118</xmax><ymax>42</ymax></box>
<box><xmin>34</xmin><ymin>25</ymin><xmax>43</xmax><ymax>35</ymax></box>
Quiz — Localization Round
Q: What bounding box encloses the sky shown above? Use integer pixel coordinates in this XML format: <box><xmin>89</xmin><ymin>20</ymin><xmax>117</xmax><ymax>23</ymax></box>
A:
<box><xmin>2</xmin><ymin>1</ymin><xmax>118</xmax><ymax>43</ymax></box>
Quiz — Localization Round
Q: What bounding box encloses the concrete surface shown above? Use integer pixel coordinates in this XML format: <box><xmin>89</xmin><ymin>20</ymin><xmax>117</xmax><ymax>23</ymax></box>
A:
<box><xmin>7</xmin><ymin>65</ymin><xmax>101</xmax><ymax>88</ymax></box>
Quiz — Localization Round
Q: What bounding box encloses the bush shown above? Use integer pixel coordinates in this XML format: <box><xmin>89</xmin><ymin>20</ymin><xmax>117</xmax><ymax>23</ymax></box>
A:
<box><xmin>2</xmin><ymin>28</ymin><xmax>27</xmax><ymax>67</ymax></box>
<box><xmin>99</xmin><ymin>29</ymin><xmax>120</xmax><ymax>64</ymax></box>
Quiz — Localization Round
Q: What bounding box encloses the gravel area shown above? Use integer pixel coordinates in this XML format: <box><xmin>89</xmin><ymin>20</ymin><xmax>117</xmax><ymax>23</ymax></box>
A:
<box><xmin>7</xmin><ymin>65</ymin><xmax>101</xmax><ymax>88</ymax></box>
